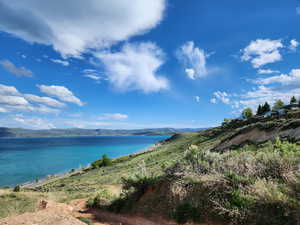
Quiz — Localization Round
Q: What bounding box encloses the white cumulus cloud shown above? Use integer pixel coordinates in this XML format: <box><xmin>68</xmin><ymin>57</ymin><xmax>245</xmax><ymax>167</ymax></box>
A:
<box><xmin>0</xmin><ymin>84</ymin><xmax>20</xmax><ymax>95</ymax></box>
<box><xmin>95</xmin><ymin>42</ymin><xmax>168</xmax><ymax>93</ymax></box>
<box><xmin>176</xmin><ymin>41</ymin><xmax>208</xmax><ymax>79</ymax></box>
<box><xmin>241</xmin><ymin>39</ymin><xmax>283</xmax><ymax>68</ymax></box>
<box><xmin>0</xmin><ymin>95</ymin><xmax>29</xmax><ymax>106</ymax></box>
<box><xmin>37</xmin><ymin>85</ymin><xmax>84</xmax><ymax>106</ymax></box>
<box><xmin>211</xmin><ymin>91</ymin><xmax>231</xmax><ymax>104</ymax></box>
<box><xmin>289</xmin><ymin>39</ymin><xmax>299</xmax><ymax>52</ymax></box>
<box><xmin>0</xmin><ymin>84</ymin><xmax>78</xmax><ymax>114</ymax></box>
<box><xmin>0</xmin><ymin>0</ymin><xmax>166</xmax><ymax>57</ymax></box>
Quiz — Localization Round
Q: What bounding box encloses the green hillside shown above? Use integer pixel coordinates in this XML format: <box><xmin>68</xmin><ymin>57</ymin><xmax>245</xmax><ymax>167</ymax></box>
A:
<box><xmin>1</xmin><ymin>111</ymin><xmax>300</xmax><ymax>224</ymax></box>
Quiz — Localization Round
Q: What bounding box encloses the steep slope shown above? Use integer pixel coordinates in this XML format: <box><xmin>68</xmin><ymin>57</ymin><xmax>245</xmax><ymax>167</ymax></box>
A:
<box><xmin>2</xmin><ymin>112</ymin><xmax>300</xmax><ymax>224</ymax></box>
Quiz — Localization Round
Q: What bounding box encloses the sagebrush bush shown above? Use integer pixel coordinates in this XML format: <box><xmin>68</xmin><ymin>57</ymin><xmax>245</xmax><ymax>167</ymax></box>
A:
<box><xmin>173</xmin><ymin>202</ymin><xmax>204</xmax><ymax>224</ymax></box>
<box><xmin>13</xmin><ymin>185</ymin><xmax>21</xmax><ymax>192</ymax></box>
<box><xmin>105</xmin><ymin>137</ymin><xmax>300</xmax><ymax>225</ymax></box>
<box><xmin>87</xmin><ymin>189</ymin><xmax>116</xmax><ymax>209</ymax></box>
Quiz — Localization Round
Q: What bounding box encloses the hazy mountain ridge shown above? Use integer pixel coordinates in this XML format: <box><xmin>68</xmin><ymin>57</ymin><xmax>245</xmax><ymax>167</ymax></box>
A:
<box><xmin>0</xmin><ymin>127</ymin><xmax>205</xmax><ymax>138</ymax></box>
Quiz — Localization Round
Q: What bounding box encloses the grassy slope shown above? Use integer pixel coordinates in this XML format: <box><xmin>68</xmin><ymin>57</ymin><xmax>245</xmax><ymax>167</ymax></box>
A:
<box><xmin>1</xmin><ymin>115</ymin><xmax>300</xmax><ymax>223</ymax></box>
<box><xmin>40</xmin><ymin>133</ymin><xmax>206</xmax><ymax>192</ymax></box>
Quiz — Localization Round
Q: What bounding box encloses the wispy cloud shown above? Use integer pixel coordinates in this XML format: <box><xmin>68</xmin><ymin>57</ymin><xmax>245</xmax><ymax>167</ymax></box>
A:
<box><xmin>0</xmin><ymin>60</ymin><xmax>33</xmax><ymax>77</ymax></box>
<box><xmin>38</xmin><ymin>85</ymin><xmax>84</xmax><ymax>106</ymax></box>
<box><xmin>83</xmin><ymin>69</ymin><xmax>102</xmax><ymax>83</ymax></box>
<box><xmin>98</xmin><ymin>113</ymin><xmax>129</xmax><ymax>120</ymax></box>
<box><xmin>51</xmin><ymin>59</ymin><xmax>70</xmax><ymax>66</ymax></box>
<box><xmin>257</xmin><ymin>69</ymin><xmax>280</xmax><ymax>74</ymax></box>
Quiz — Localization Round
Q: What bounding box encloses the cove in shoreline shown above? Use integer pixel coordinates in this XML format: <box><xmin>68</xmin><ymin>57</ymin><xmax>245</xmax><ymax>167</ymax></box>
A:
<box><xmin>0</xmin><ymin>136</ymin><xmax>169</xmax><ymax>187</ymax></box>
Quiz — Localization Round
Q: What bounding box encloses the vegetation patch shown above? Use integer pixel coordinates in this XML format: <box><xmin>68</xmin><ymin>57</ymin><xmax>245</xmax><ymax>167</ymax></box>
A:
<box><xmin>107</xmin><ymin>138</ymin><xmax>300</xmax><ymax>225</ymax></box>
<box><xmin>0</xmin><ymin>192</ymin><xmax>38</xmax><ymax>219</ymax></box>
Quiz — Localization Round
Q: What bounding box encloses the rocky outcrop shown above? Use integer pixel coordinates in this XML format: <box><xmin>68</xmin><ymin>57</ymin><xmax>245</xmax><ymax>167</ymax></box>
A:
<box><xmin>214</xmin><ymin>119</ymin><xmax>300</xmax><ymax>151</ymax></box>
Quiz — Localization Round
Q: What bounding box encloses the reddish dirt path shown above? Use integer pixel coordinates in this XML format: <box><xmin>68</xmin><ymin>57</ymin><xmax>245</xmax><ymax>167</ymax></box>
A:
<box><xmin>69</xmin><ymin>199</ymin><xmax>178</xmax><ymax>225</ymax></box>
<box><xmin>68</xmin><ymin>199</ymin><xmax>220</xmax><ymax>225</ymax></box>
<box><xmin>0</xmin><ymin>198</ymin><xmax>218</xmax><ymax>225</ymax></box>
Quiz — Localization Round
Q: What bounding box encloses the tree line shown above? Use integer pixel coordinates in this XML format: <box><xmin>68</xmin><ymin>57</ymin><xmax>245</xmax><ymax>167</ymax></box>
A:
<box><xmin>242</xmin><ymin>96</ymin><xmax>299</xmax><ymax>119</ymax></box>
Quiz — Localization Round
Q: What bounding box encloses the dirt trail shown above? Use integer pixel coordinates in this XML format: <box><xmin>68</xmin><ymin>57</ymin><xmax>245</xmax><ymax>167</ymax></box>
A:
<box><xmin>0</xmin><ymin>198</ymin><xmax>215</xmax><ymax>225</ymax></box>
<box><xmin>0</xmin><ymin>200</ymin><xmax>85</xmax><ymax>225</ymax></box>
<box><xmin>69</xmin><ymin>198</ymin><xmax>178</xmax><ymax>225</ymax></box>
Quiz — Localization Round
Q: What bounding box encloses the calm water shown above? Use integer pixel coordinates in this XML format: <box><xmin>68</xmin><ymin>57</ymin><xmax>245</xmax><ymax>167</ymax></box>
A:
<box><xmin>0</xmin><ymin>136</ymin><xmax>169</xmax><ymax>187</ymax></box>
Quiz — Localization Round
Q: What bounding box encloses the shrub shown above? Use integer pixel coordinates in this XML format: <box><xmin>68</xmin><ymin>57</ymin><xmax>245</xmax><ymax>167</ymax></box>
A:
<box><xmin>13</xmin><ymin>185</ymin><xmax>21</xmax><ymax>192</ymax></box>
<box><xmin>242</xmin><ymin>107</ymin><xmax>253</xmax><ymax>119</ymax></box>
<box><xmin>122</xmin><ymin>175</ymin><xmax>161</xmax><ymax>200</ymax></box>
<box><xmin>91</xmin><ymin>154</ymin><xmax>112</xmax><ymax>168</ymax></box>
<box><xmin>0</xmin><ymin>193</ymin><xmax>38</xmax><ymax>219</ymax></box>
<box><xmin>87</xmin><ymin>189</ymin><xmax>115</xmax><ymax>209</ymax></box>
<box><xmin>225</xmin><ymin>172</ymin><xmax>255</xmax><ymax>187</ymax></box>
<box><xmin>108</xmin><ymin>197</ymin><xmax>128</xmax><ymax>213</ymax></box>
<box><xmin>173</xmin><ymin>202</ymin><xmax>203</xmax><ymax>224</ymax></box>
<box><xmin>77</xmin><ymin>217</ymin><xmax>94</xmax><ymax>225</ymax></box>
<box><xmin>226</xmin><ymin>190</ymin><xmax>255</xmax><ymax>210</ymax></box>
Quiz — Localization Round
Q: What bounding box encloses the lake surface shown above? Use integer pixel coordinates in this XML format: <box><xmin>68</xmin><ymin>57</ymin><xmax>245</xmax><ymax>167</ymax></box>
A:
<box><xmin>0</xmin><ymin>136</ymin><xmax>169</xmax><ymax>187</ymax></box>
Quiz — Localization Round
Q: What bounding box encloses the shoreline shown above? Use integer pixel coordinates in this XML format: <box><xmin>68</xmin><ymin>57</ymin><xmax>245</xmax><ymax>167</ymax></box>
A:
<box><xmin>20</xmin><ymin>142</ymin><xmax>163</xmax><ymax>189</ymax></box>
<box><xmin>0</xmin><ymin>134</ymin><xmax>171</xmax><ymax>140</ymax></box>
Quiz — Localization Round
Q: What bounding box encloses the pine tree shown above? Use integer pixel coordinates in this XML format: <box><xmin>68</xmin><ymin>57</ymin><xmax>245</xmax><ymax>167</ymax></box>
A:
<box><xmin>262</xmin><ymin>102</ymin><xmax>271</xmax><ymax>113</ymax></box>
<box><xmin>290</xmin><ymin>96</ymin><xmax>297</xmax><ymax>104</ymax></box>
<box><xmin>256</xmin><ymin>105</ymin><xmax>262</xmax><ymax>115</ymax></box>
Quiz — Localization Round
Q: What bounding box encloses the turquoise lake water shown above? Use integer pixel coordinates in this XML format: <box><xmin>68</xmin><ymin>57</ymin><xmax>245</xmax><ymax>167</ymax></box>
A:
<box><xmin>0</xmin><ymin>136</ymin><xmax>169</xmax><ymax>187</ymax></box>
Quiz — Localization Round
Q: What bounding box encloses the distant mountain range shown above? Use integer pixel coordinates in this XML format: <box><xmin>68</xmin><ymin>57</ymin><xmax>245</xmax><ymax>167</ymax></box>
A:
<box><xmin>0</xmin><ymin>127</ymin><xmax>206</xmax><ymax>138</ymax></box>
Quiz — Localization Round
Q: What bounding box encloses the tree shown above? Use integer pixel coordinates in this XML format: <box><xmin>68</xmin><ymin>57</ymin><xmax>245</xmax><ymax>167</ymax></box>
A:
<box><xmin>222</xmin><ymin>118</ymin><xmax>232</xmax><ymax>126</ymax></box>
<box><xmin>290</xmin><ymin>96</ymin><xmax>297</xmax><ymax>104</ymax></box>
<box><xmin>256</xmin><ymin>105</ymin><xmax>262</xmax><ymax>115</ymax></box>
<box><xmin>262</xmin><ymin>102</ymin><xmax>271</xmax><ymax>114</ymax></box>
<box><xmin>13</xmin><ymin>185</ymin><xmax>21</xmax><ymax>192</ymax></box>
<box><xmin>101</xmin><ymin>154</ymin><xmax>112</xmax><ymax>167</ymax></box>
<box><xmin>273</xmin><ymin>99</ymin><xmax>284</xmax><ymax>111</ymax></box>
<box><xmin>91</xmin><ymin>154</ymin><xmax>112</xmax><ymax>168</ymax></box>
<box><xmin>242</xmin><ymin>107</ymin><xmax>253</xmax><ymax>119</ymax></box>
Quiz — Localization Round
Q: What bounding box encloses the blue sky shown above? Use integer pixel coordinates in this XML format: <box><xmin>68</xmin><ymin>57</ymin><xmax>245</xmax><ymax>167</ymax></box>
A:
<box><xmin>0</xmin><ymin>0</ymin><xmax>300</xmax><ymax>129</ymax></box>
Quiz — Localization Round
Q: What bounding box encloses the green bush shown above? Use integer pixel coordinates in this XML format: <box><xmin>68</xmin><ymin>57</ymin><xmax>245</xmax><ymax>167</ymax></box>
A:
<box><xmin>108</xmin><ymin>197</ymin><xmax>128</xmax><ymax>213</ymax></box>
<box><xmin>87</xmin><ymin>189</ymin><xmax>115</xmax><ymax>209</ymax></box>
<box><xmin>173</xmin><ymin>202</ymin><xmax>203</xmax><ymax>224</ymax></box>
<box><xmin>13</xmin><ymin>185</ymin><xmax>21</xmax><ymax>192</ymax></box>
<box><xmin>226</xmin><ymin>190</ymin><xmax>255</xmax><ymax>210</ymax></box>
<box><xmin>122</xmin><ymin>175</ymin><xmax>161</xmax><ymax>200</ymax></box>
<box><xmin>225</xmin><ymin>172</ymin><xmax>255</xmax><ymax>187</ymax></box>
<box><xmin>91</xmin><ymin>154</ymin><xmax>112</xmax><ymax>168</ymax></box>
